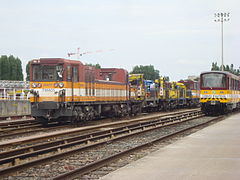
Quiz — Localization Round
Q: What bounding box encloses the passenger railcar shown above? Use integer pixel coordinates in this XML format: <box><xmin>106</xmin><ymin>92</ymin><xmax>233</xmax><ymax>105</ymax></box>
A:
<box><xmin>200</xmin><ymin>71</ymin><xmax>240</xmax><ymax>115</ymax></box>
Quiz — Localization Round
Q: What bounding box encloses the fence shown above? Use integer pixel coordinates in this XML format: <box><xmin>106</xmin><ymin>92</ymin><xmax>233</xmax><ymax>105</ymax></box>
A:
<box><xmin>0</xmin><ymin>88</ymin><xmax>30</xmax><ymax>100</ymax></box>
<box><xmin>0</xmin><ymin>100</ymin><xmax>31</xmax><ymax>117</ymax></box>
<box><xmin>0</xmin><ymin>80</ymin><xmax>29</xmax><ymax>100</ymax></box>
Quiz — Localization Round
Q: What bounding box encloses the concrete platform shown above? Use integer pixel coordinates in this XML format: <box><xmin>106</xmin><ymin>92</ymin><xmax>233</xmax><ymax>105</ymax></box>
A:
<box><xmin>100</xmin><ymin>113</ymin><xmax>240</xmax><ymax>180</ymax></box>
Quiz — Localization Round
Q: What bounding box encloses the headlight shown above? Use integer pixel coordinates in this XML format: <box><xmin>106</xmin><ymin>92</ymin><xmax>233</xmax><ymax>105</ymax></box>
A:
<box><xmin>37</xmin><ymin>83</ymin><xmax>42</xmax><ymax>88</ymax></box>
<box><xmin>54</xmin><ymin>83</ymin><xmax>59</xmax><ymax>87</ymax></box>
<box><xmin>59</xmin><ymin>82</ymin><xmax>64</xmax><ymax>88</ymax></box>
<box><xmin>32</xmin><ymin>83</ymin><xmax>37</xmax><ymax>88</ymax></box>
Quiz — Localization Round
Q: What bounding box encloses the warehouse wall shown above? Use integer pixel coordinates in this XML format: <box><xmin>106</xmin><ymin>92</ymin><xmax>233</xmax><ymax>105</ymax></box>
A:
<box><xmin>0</xmin><ymin>100</ymin><xmax>31</xmax><ymax>117</ymax></box>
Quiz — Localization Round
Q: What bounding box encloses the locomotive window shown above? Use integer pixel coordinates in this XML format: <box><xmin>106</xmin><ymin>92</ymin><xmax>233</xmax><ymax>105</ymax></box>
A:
<box><xmin>73</xmin><ymin>67</ymin><xmax>78</xmax><ymax>82</ymax></box>
<box><xmin>67</xmin><ymin>66</ymin><xmax>72</xmax><ymax>81</ymax></box>
<box><xmin>193</xmin><ymin>83</ymin><xmax>196</xmax><ymax>90</ymax></box>
<box><xmin>32</xmin><ymin>64</ymin><xmax>62</xmax><ymax>81</ymax></box>
<box><xmin>201</xmin><ymin>73</ymin><xmax>226</xmax><ymax>88</ymax></box>
<box><xmin>130</xmin><ymin>79</ymin><xmax>143</xmax><ymax>86</ymax></box>
<box><xmin>56</xmin><ymin>65</ymin><xmax>63</xmax><ymax>81</ymax></box>
<box><xmin>231</xmin><ymin>79</ymin><xmax>234</xmax><ymax>90</ymax></box>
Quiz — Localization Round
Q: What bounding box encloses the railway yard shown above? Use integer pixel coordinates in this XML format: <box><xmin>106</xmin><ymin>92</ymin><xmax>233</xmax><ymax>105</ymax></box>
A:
<box><xmin>0</xmin><ymin>108</ymin><xmax>239</xmax><ymax>179</ymax></box>
<box><xmin>1</xmin><ymin>1</ymin><xmax>240</xmax><ymax>179</ymax></box>
<box><xmin>0</xmin><ymin>60</ymin><xmax>239</xmax><ymax>179</ymax></box>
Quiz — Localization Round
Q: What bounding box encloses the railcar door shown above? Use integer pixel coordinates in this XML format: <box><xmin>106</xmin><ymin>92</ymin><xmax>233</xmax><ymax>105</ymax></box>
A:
<box><xmin>66</xmin><ymin>65</ymin><xmax>78</xmax><ymax>102</ymax></box>
<box><xmin>66</xmin><ymin>65</ymin><xmax>73</xmax><ymax>101</ymax></box>
<box><xmin>72</xmin><ymin>66</ymin><xmax>79</xmax><ymax>101</ymax></box>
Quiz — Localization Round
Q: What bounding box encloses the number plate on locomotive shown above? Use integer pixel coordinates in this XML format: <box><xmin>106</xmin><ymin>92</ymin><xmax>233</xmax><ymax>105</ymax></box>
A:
<box><xmin>210</xmin><ymin>101</ymin><xmax>216</xmax><ymax>105</ymax></box>
<box><xmin>42</xmin><ymin>88</ymin><xmax>55</xmax><ymax>92</ymax></box>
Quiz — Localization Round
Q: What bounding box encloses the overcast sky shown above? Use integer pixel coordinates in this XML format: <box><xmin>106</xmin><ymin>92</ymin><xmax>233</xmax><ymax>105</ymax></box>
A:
<box><xmin>0</xmin><ymin>0</ymin><xmax>239</xmax><ymax>80</ymax></box>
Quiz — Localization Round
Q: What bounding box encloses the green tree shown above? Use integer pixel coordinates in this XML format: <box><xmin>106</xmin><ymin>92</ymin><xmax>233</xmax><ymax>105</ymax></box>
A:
<box><xmin>230</xmin><ymin>64</ymin><xmax>234</xmax><ymax>72</ymax></box>
<box><xmin>163</xmin><ymin>76</ymin><xmax>170</xmax><ymax>81</ymax></box>
<box><xmin>130</xmin><ymin>65</ymin><xmax>160</xmax><ymax>80</ymax></box>
<box><xmin>211</xmin><ymin>62</ymin><xmax>220</xmax><ymax>71</ymax></box>
<box><xmin>0</xmin><ymin>55</ymin><xmax>23</xmax><ymax>80</ymax></box>
<box><xmin>0</xmin><ymin>55</ymin><xmax>10</xmax><ymax>80</ymax></box>
<box><xmin>8</xmin><ymin>55</ymin><xmax>17</xmax><ymax>80</ymax></box>
<box><xmin>95</xmin><ymin>63</ymin><xmax>101</xmax><ymax>69</ymax></box>
<box><xmin>225</xmin><ymin>65</ymin><xmax>230</xmax><ymax>72</ymax></box>
<box><xmin>211</xmin><ymin>62</ymin><xmax>240</xmax><ymax>76</ymax></box>
<box><xmin>26</xmin><ymin>62</ymin><xmax>30</xmax><ymax>81</ymax></box>
<box><xmin>86</xmin><ymin>63</ymin><xmax>101</xmax><ymax>69</ymax></box>
<box><xmin>16</xmin><ymin>57</ymin><xmax>23</xmax><ymax>80</ymax></box>
<box><xmin>237</xmin><ymin>69</ymin><xmax>240</xmax><ymax>75</ymax></box>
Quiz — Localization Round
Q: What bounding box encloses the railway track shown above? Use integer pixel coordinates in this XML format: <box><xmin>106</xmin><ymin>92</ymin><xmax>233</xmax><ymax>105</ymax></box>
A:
<box><xmin>0</xmin><ymin>108</ymin><xmax>199</xmax><ymax>150</ymax></box>
<box><xmin>0</xmin><ymin>115</ymin><xmax>31</xmax><ymax>121</ymax></box>
<box><xmin>0</xmin><ymin>109</ymin><xmax>198</xmax><ymax>141</ymax></box>
<box><xmin>0</xmin><ymin>119</ymin><xmax>73</xmax><ymax>141</ymax></box>
<box><xmin>0</xmin><ymin>123</ymin><xmax>72</xmax><ymax>140</ymax></box>
<box><xmin>62</xmin><ymin>115</ymin><xmax>224</xmax><ymax>180</ymax></box>
<box><xmin>0</xmin><ymin>118</ymin><xmax>36</xmax><ymax>129</ymax></box>
<box><xmin>0</xmin><ymin>109</ymin><xmax>214</xmax><ymax>179</ymax></box>
<box><xmin>0</xmin><ymin>118</ymin><xmax>44</xmax><ymax>139</ymax></box>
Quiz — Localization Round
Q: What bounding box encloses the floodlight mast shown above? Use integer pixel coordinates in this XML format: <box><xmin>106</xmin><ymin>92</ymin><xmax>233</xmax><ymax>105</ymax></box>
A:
<box><xmin>214</xmin><ymin>12</ymin><xmax>230</xmax><ymax>71</ymax></box>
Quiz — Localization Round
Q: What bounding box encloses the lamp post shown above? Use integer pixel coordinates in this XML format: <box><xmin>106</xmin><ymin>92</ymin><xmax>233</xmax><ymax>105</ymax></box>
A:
<box><xmin>214</xmin><ymin>12</ymin><xmax>230</xmax><ymax>71</ymax></box>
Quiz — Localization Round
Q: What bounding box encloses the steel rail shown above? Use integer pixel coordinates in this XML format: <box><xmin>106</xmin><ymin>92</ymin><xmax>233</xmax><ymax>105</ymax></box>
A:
<box><xmin>0</xmin><ymin>124</ymin><xmax>41</xmax><ymax>133</ymax></box>
<box><xmin>0</xmin><ymin>111</ymin><xmax>201</xmax><ymax>165</ymax></box>
<box><xmin>53</xmin><ymin>115</ymin><xmax>224</xmax><ymax>180</ymax></box>
<box><xmin>0</xmin><ymin>115</ymin><xmax>32</xmax><ymax>121</ymax></box>
<box><xmin>0</xmin><ymin>118</ymin><xmax>36</xmax><ymax>128</ymax></box>
<box><xmin>0</xmin><ymin>109</ymin><xmax>200</xmax><ymax>149</ymax></box>
<box><xmin>0</xmin><ymin>111</ymin><xmax>202</xmax><ymax>177</ymax></box>
<box><xmin>0</xmin><ymin>123</ymin><xmax>71</xmax><ymax>139</ymax></box>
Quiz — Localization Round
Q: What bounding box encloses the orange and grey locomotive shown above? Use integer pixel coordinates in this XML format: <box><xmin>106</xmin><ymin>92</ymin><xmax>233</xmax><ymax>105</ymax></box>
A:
<box><xmin>29</xmin><ymin>58</ymin><xmax>140</xmax><ymax>125</ymax></box>
<box><xmin>29</xmin><ymin>58</ymin><xmax>201</xmax><ymax>125</ymax></box>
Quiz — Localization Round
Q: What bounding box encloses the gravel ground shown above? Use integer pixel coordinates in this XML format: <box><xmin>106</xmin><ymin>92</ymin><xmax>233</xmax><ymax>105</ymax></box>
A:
<box><xmin>0</xmin><ymin>111</ymin><xmax>193</xmax><ymax>152</ymax></box>
<box><xmin>3</xmin><ymin>116</ymin><xmax>217</xmax><ymax>180</ymax></box>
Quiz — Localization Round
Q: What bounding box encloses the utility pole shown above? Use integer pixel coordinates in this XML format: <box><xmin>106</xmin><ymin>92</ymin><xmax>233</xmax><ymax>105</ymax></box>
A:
<box><xmin>214</xmin><ymin>12</ymin><xmax>230</xmax><ymax>71</ymax></box>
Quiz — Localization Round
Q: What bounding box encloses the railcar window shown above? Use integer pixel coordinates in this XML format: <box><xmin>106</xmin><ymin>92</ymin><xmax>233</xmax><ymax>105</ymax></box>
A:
<box><xmin>56</xmin><ymin>65</ymin><xmax>64</xmax><ymax>81</ymax></box>
<box><xmin>193</xmin><ymin>82</ymin><xmax>197</xmax><ymax>90</ymax></box>
<box><xmin>234</xmin><ymin>79</ymin><xmax>238</xmax><ymax>90</ymax></box>
<box><xmin>73</xmin><ymin>67</ymin><xmax>78</xmax><ymax>82</ymax></box>
<box><xmin>32</xmin><ymin>65</ymin><xmax>62</xmax><ymax>81</ymax></box>
<box><xmin>130</xmin><ymin>79</ymin><xmax>138</xmax><ymax>85</ymax></box>
<box><xmin>67</xmin><ymin>66</ymin><xmax>72</xmax><ymax>81</ymax></box>
<box><xmin>201</xmin><ymin>73</ymin><xmax>226</xmax><ymax>88</ymax></box>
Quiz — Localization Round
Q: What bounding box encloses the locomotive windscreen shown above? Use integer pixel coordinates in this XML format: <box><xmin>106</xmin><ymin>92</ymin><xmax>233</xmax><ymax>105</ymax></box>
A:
<box><xmin>32</xmin><ymin>64</ymin><xmax>63</xmax><ymax>81</ymax></box>
<box><xmin>201</xmin><ymin>73</ymin><xmax>226</xmax><ymax>88</ymax></box>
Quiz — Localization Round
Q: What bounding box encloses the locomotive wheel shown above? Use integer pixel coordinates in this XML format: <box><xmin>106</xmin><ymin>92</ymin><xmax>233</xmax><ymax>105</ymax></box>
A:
<box><xmin>71</xmin><ymin>108</ymin><xmax>80</xmax><ymax>125</ymax></box>
<box><xmin>83</xmin><ymin>106</ymin><xmax>95</xmax><ymax>121</ymax></box>
<box><xmin>36</xmin><ymin>117</ymin><xmax>48</xmax><ymax>127</ymax></box>
<box><xmin>57</xmin><ymin>117</ymin><xmax>65</xmax><ymax>125</ymax></box>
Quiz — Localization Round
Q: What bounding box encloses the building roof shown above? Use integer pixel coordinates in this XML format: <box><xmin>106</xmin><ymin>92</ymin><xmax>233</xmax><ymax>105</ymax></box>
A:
<box><xmin>0</xmin><ymin>81</ymin><xmax>29</xmax><ymax>89</ymax></box>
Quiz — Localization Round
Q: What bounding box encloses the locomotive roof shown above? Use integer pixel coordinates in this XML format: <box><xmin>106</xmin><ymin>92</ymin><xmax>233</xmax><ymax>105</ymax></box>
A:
<box><xmin>200</xmin><ymin>71</ymin><xmax>240</xmax><ymax>79</ymax></box>
<box><xmin>31</xmin><ymin>58</ymin><xmax>84</xmax><ymax>65</ymax></box>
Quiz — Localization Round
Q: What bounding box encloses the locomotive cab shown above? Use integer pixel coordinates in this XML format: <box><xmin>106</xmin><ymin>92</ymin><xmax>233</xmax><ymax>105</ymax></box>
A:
<box><xmin>200</xmin><ymin>71</ymin><xmax>240</xmax><ymax>115</ymax></box>
<box><xmin>29</xmin><ymin>58</ymin><xmax>81</xmax><ymax>124</ymax></box>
